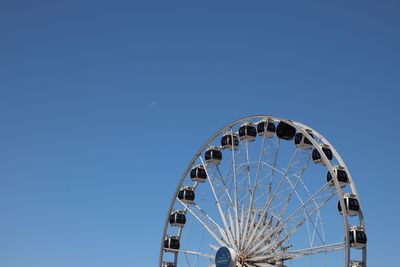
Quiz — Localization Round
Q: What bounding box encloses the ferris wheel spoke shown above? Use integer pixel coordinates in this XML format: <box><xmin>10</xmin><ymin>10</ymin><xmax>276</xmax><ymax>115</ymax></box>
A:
<box><xmin>289</xmin><ymin>188</ymin><xmax>333</xmax><ymax>248</ymax></box>
<box><xmin>200</xmin><ymin>157</ymin><xmax>238</xmax><ymax>250</ymax></box>
<box><xmin>238</xmin><ymin>138</ymin><xmax>254</xmax><ymax>249</ymax></box>
<box><xmin>282</xmin><ymin>241</ymin><xmax>346</xmax><ymax>259</ymax></box>
<box><xmin>247</xmin><ymin>185</ymin><xmax>336</xmax><ymax>256</ymax></box>
<box><xmin>256</xmin><ymin>218</ymin><xmax>305</xmax><ymax>255</ymax></box>
<box><xmin>178</xmin><ymin>199</ymin><xmax>228</xmax><ymax>248</ymax></box>
<box><xmin>227</xmin><ymin>209</ymin><xmax>238</xmax><ymax>245</ymax></box>
<box><xmin>243</xmin><ymin>147</ymin><xmax>300</xmax><ymax>252</ymax></box>
<box><xmin>243</xmin><ymin>140</ymin><xmax>280</xmax><ymax>250</ymax></box>
<box><xmin>303</xmin><ymin>207</ymin><xmax>325</xmax><ymax>249</ymax></box>
<box><xmin>239</xmin><ymin>204</ymin><xmax>246</xmax><ymax>244</ymax></box>
<box><xmin>251</xmin><ymin>152</ymin><xmax>323</xmax><ymax>251</ymax></box>
<box><xmin>296</xmin><ymin>176</ymin><xmax>327</xmax><ymax>247</ymax></box>
<box><xmin>254</xmin><ymin>140</ymin><xmax>280</xmax><ymax>205</ymax></box>
<box><xmin>209</xmin><ymin>243</ymin><xmax>219</xmax><ymax>251</ymax></box>
<box><xmin>244</xmin><ymin>140</ymin><xmax>252</xmax><ymax>192</ymax></box>
<box><xmin>317</xmin><ymin>210</ymin><xmax>326</xmax><ymax>244</ymax></box>
<box><xmin>267</xmin><ymin>207</ymin><xmax>332</xmax><ymax>257</ymax></box>
<box><xmin>274</xmin><ymin>150</ymin><xmax>311</xmax><ymax>227</ymax></box>
<box><xmin>229</xmin><ymin>128</ymin><xmax>241</xmax><ymax>248</ymax></box>
<box><xmin>283</xmin><ymin>190</ymin><xmax>335</xmax><ymax>232</ymax></box>
<box><xmin>166</xmin><ymin>248</ymin><xmax>215</xmax><ymax>259</ymax></box>
<box><xmin>253</xmin><ymin>170</ymin><xmax>328</xmax><ymax>251</ymax></box>
<box><xmin>216</xmin><ymin>165</ymin><xmax>234</xmax><ymax>204</ymax></box>
<box><xmin>266</xmin><ymin>139</ymin><xmax>280</xmax><ymax>201</ymax></box>
<box><xmin>246</xmin><ymin>183</ymin><xmax>333</xmax><ymax>255</ymax></box>
<box><xmin>264</xmin><ymin>147</ymin><xmax>301</xmax><ymax>215</ymax></box>
<box><xmin>241</xmin><ymin>134</ymin><xmax>270</xmax><ymax>250</ymax></box>
<box><xmin>209</xmin><ymin>164</ymin><xmax>236</xmax><ymax>237</ymax></box>
<box><xmin>248</xmin><ymin>241</ymin><xmax>345</xmax><ymax>262</ymax></box>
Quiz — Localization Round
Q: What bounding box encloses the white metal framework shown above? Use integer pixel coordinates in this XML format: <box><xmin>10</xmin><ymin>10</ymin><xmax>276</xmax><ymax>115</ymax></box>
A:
<box><xmin>159</xmin><ymin>115</ymin><xmax>366</xmax><ymax>267</ymax></box>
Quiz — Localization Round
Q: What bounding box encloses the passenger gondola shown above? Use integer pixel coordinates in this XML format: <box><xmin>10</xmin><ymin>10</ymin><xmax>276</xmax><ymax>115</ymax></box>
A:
<box><xmin>221</xmin><ymin>132</ymin><xmax>239</xmax><ymax>150</ymax></box>
<box><xmin>239</xmin><ymin>122</ymin><xmax>257</xmax><ymax>141</ymax></box>
<box><xmin>169</xmin><ymin>210</ymin><xmax>186</xmax><ymax>227</ymax></box>
<box><xmin>177</xmin><ymin>186</ymin><xmax>195</xmax><ymax>204</ymax></box>
<box><xmin>205</xmin><ymin>146</ymin><xmax>222</xmax><ymax>164</ymax></box>
<box><xmin>294</xmin><ymin>129</ymin><xmax>314</xmax><ymax>149</ymax></box>
<box><xmin>349</xmin><ymin>227</ymin><xmax>367</xmax><ymax>248</ymax></box>
<box><xmin>257</xmin><ymin>118</ymin><xmax>276</xmax><ymax>138</ymax></box>
<box><xmin>190</xmin><ymin>164</ymin><xmax>207</xmax><ymax>183</ymax></box>
<box><xmin>164</xmin><ymin>236</ymin><xmax>180</xmax><ymax>250</ymax></box>
<box><xmin>312</xmin><ymin>144</ymin><xmax>333</xmax><ymax>165</ymax></box>
<box><xmin>276</xmin><ymin>121</ymin><xmax>296</xmax><ymax>140</ymax></box>
<box><xmin>338</xmin><ymin>194</ymin><xmax>360</xmax><ymax>216</ymax></box>
<box><xmin>327</xmin><ymin>166</ymin><xmax>350</xmax><ymax>187</ymax></box>
<box><xmin>162</xmin><ymin>262</ymin><xmax>175</xmax><ymax>267</ymax></box>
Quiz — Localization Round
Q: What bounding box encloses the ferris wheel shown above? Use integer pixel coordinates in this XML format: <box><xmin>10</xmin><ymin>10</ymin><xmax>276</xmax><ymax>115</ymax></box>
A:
<box><xmin>159</xmin><ymin>115</ymin><xmax>367</xmax><ymax>267</ymax></box>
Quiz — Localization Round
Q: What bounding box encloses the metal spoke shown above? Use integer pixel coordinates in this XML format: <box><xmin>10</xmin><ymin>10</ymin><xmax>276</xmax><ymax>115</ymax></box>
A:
<box><xmin>275</xmin><ymin>150</ymin><xmax>311</xmax><ymax>226</ymax></box>
<box><xmin>241</xmin><ymin>134</ymin><xmax>270</xmax><ymax>250</ymax></box>
<box><xmin>229</xmin><ymin>128</ymin><xmax>241</xmax><ymax>247</ymax></box>
<box><xmin>249</xmin><ymin>242</ymin><xmax>346</xmax><ymax>262</ymax></box>
<box><xmin>178</xmin><ymin>199</ymin><xmax>228</xmax><ymax>248</ymax></box>
<box><xmin>238</xmin><ymin>139</ymin><xmax>251</xmax><ymax>250</ymax></box>
<box><xmin>243</xmin><ymin>140</ymin><xmax>280</xmax><ymax>252</ymax></box>
<box><xmin>216</xmin><ymin>165</ymin><xmax>234</xmax><ymax>205</ymax></box>
<box><xmin>247</xmin><ymin>184</ymin><xmax>336</xmax><ymax>256</ymax></box>
<box><xmin>243</xmin><ymin>147</ymin><xmax>300</xmax><ymax>252</ymax></box>
<box><xmin>200</xmin><ymin>156</ymin><xmax>238</xmax><ymax>250</ymax></box>
<box><xmin>165</xmin><ymin>248</ymin><xmax>215</xmax><ymax>259</ymax></box>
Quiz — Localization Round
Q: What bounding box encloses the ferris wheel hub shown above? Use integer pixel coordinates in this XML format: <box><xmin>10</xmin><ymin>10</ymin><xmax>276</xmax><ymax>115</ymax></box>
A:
<box><xmin>215</xmin><ymin>247</ymin><xmax>237</xmax><ymax>267</ymax></box>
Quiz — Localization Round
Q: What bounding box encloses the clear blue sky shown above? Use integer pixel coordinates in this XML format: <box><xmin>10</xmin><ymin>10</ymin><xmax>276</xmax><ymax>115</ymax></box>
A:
<box><xmin>0</xmin><ymin>1</ymin><xmax>399</xmax><ymax>266</ymax></box>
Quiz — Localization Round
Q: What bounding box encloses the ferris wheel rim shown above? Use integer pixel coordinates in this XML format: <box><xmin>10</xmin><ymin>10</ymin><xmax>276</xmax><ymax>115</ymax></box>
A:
<box><xmin>159</xmin><ymin>115</ymin><xmax>366</xmax><ymax>267</ymax></box>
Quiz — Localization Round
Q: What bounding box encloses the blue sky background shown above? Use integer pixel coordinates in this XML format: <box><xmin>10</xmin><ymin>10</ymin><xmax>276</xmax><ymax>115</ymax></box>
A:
<box><xmin>0</xmin><ymin>0</ymin><xmax>399</xmax><ymax>266</ymax></box>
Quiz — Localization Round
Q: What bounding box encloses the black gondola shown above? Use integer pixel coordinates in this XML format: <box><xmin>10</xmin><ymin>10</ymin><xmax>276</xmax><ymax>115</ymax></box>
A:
<box><xmin>162</xmin><ymin>262</ymin><xmax>175</xmax><ymax>267</ymax></box>
<box><xmin>169</xmin><ymin>210</ymin><xmax>186</xmax><ymax>227</ymax></box>
<box><xmin>164</xmin><ymin>236</ymin><xmax>180</xmax><ymax>250</ymax></box>
<box><xmin>239</xmin><ymin>123</ymin><xmax>257</xmax><ymax>141</ymax></box>
<box><xmin>349</xmin><ymin>227</ymin><xmax>367</xmax><ymax>248</ymax></box>
<box><xmin>312</xmin><ymin>144</ymin><xmax>333</xmax><ymax>165</ymax></box>
<box><xmin>205</xmin><ymin>146</ymin><xmax>222</xmax><ymax>164</ymax></box>
<box><xmin>257</xmin><ymin>118</ymin><xmax>276</xmax><ymax>138</ymax></box>
<box><xmin>294</xmin><ymin>129</ymin><xmax>314</xmax><ymax>149</ymax></box>
<box><xmin>221</xmin><ymin>132</ymin><xmax>239</xmax><ymax>150</ymax></box>
<box><xmin>338</xmin><ymin>194</ymin><xmax>360</xmax><ymax>216</ymax></box>
<box><xmin>327</xmin><ymin>166</ymin><xmax>349</xmax><ymax>187</ymax></box>
<box><xmin>177</xmin><ymin>186</ymin><xmax>195</xmax><ymax>204</ymax></box>
<box><xmin>276</xmin><ymin>121</ymin><xmax>296</xmax><ymax>140</ymax></box>
<box><xmin>190</xmin><ymin>165</ymin><xmax>207</xmax><ymax>183</ymax></box>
